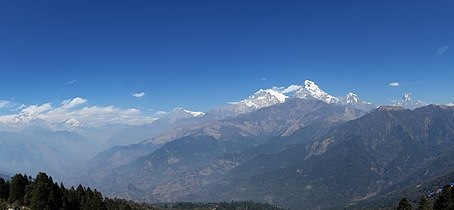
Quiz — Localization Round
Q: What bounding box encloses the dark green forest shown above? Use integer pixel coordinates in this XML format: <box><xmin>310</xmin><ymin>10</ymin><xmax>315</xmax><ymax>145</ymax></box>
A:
<box><xmin>0</xmin><ymin>172</ymin><xmax>159</xmax><ymax>210</ymax></box>
<box><xmin>0</xmin><ymin>172</ymin><xmax>284</xmax><ymax>210</ymax></box>
<box><xmin>157</xmin><ymin>201</ymin><xmax>285</xmax><ymax>210</ymax></box>
<box><xmin>397</xmin><ymin>185</ymin><xmax>454</xmax><ymax>210</ymax></box>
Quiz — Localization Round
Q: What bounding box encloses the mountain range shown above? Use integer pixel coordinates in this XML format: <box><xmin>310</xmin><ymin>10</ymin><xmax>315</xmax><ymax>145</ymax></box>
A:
<box><xmin>202</xmin><ymin>105</ymin><xmax>454</xmax><ymax>209</ymax></box>
<box><xmin>208</xmin><ymin>80</ymin><xmax>375</xmax><ymax>118</ymax></box>
<box><xmin>73</xmin><ymin>99</ymin><xmax>365</xmax><ymax>202</ymax></box>
<box><xmin>0</xmin><ymin>80</ymin><xmax>450</xmax><ymax>210</ymax></box>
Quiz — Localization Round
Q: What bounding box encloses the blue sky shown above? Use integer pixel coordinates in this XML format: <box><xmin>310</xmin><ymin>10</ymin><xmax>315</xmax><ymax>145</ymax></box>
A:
<box><xmin>0</xmin><ymin>0</ymin><xmax>453</xmax><ymax>117</ymax></box>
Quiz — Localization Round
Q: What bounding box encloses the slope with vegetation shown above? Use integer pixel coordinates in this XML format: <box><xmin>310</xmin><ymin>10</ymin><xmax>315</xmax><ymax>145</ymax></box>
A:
<box><xmin>0</xmin><ymin>172</ymin><xmax>284</xmax><ymax>210</ymax></box>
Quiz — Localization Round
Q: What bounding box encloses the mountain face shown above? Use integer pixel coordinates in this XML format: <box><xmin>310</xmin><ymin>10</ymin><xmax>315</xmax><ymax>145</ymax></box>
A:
<box><xmin>156</xmin><ymin>108</ymin><xmax>206</xmax><ymax>124</ymax></box>
<box><xmin>0</xmin><ymin>105</ymin><xmax>209</xmax><ymax>180</ymax></box>
<box><xmin>394</xmin><ymin>93</ymin><xmax>427</xmax><ymax>109</ymax></box>
<box><xmin>202</xmin><ymin>105</ymin><xmax>454</xmax><ymax>209</ymax></box>
<box><xmin>209</xmin><ymin>80</ymin><xmax>373</xmax><ymax>118</ymax></box>
<box><xmin>289</xmin><ymin>80</ymin><xmax>341</xmax><ymax>104</ymax></box>
<box><xmin>0</xmin><ymin>131</ymin><xmax>83</xmax><ymax>179</ymax></box>
<box><xmin>0</xmin><ymin>113</ymin><xmax>50</xmax><ymax>132</ymax></box>
<box><xmin>75</xmin><ymin>98</ymin><xmax>365</xmax><ymax>203</ymax></box>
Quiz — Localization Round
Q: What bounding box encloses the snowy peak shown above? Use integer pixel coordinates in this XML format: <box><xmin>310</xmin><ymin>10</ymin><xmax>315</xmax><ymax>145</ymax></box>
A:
<box><xmin>182</xmin><ymin>109</ymin><xmax>205</xmax><ymax>117</ymax></box>
<box><xmin>56</xmin><ymin>118</ymin><xmax>90</xmax><ymax>132</ymax></box>
<box><xmin>208</xmin><ymin>88</ymin><xmax>289</xmax><ymax>117</ymax></box>
<box><xmin>394</xmin><ymin>93</ymin><xmax>427</xmax><ymax>109</ymax></box>
<box><xmin>11</xmin><ymin>113</ymin><xmax>49</xmax><ymax>128</ymax></box>
<box><xmin>170</xmin><ymin>107</ymin><xmax>205</xmax><ymax>117</ymax></box>
<box><xmin>292</xmin><ymin>80</ymin><xmax>341</xmax><ymax>104</ymax></box>
<box><xmin>226</xmin><ymin>80</ymin><xmax>373</xmax><ymax>115</ymax></box>
<box><xmin>345</xmin><ymin>92</ymin><xmax>360</xmax><ymax>104</ymax></box>
<box><xmin>340</xmin><ymin>92</ymin><xmax>374</xmax><ymax>110</ymax></box>
<box><xmin>159</xmin><ymin>107</ymin><xmax>205</xmax><ymax>122</ymax></box>
<box><xmin>63</xmin><ymin>118</ymin><xmax>85</xmax><ymax>129</ymax></box>
<box><xmin>241</xmin><ymin>88</ymin><xmax>287</xmax><ymax>109</ymax></box>
<box><xmin>403</xmin><ymin>93</ymin><xmax>412</xmax><ymax>102</ymax></box>
<box><xmin>13</xmin><ymin>113</ymin><xmax>37</xmax><ymax>124</ymax></box>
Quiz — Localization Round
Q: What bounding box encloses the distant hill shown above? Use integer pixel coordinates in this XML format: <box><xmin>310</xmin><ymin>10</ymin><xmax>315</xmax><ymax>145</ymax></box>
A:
<box><xmin>75</xmin><ymin>98</ymin><xmax>364</xmax><ymax>203</ymax></box>
<box><xmin>200</xmin><ymin>105</ymin><xmax>454</xmax><ymax>209</ymax></box>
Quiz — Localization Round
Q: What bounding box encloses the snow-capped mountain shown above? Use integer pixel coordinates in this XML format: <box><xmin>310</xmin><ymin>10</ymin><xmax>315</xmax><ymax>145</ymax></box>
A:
<box><xmin>64</xmin><ymin>118</ymin><xmax>84</xmax><ymax>128</ymax></box>
<box><xmin>13</xmin><ymin>113</ymin><xmax>49</xmax><ymax>127</ymax></box>
<box><xmin>286</xmin><ymin>80</ymin><xmax>374</xmax><ymax>109</ymax></box>
<box><xmin>288</xmin><ymin>80</ymin><xmax>342</xmax><ymax>104</ymax></box>
<box><xmin>207</xmin><ymin>88</ymin><xmax>288</xmax><ymax>117</ymax></box>
<box><xmin>394</xmin><ymin>93</ymin><xmax>427</xmax><ymax>109</ymax></box>
<box><xmin>216</xmin><ymin>80</ymin><xmax>373</xmax><ymax>117</ymax></box>
<box><xmin>340</xmin><ymin>92</ymin><xmax>375</xmax><ymax>110</ymax></box>
<box><xmin>0</xmin><ymin>113</ymin><xmax>50</xmax><ymax>131</ymax></box>
<box><xmin>56</xmin><ymin>118</ymin><xmax>91</xmax><ymax>132</ymax></box>
<box><xmin>157</xmin><ymin>107</ymin><xmax>205</xmax><ymax>124</ymax></box>
<box><xmin>183</xmin><ymin>109</ymin><xmax>205</xmax><ymax>117</ymax></box>
<box><xmin>235</xmin><ymin>88</ymin><xmax>287</xmax><ymax>110</ymax></box>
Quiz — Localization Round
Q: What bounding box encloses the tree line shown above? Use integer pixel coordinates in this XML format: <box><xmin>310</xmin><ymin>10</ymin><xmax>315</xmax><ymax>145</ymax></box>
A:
<box><xmin>0</xmin><ymin>172</ymin><xmax>158</xmax><ymax>210</ymax></box>
<box><xmin>398</xmin><ymin>185</ymin><xmax>454</xmax><ymax>210</ymax></box>
<box><xmin>160</xmin><ymin>201</ymin><xmax>285</xmax><ymax>210</ymax></box>
<box><xmin>0</xmin><ymin>172</ymin><xmax>286</xmax><ymax>210</ymax></box>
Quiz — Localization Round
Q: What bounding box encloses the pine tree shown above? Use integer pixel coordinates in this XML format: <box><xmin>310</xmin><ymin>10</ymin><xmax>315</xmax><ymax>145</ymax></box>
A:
<box><xmin>0</xmin><ymin>178</ymin><xmax>9</xmax><ymax>201</ymax></box>
<box><xmin>434</xmin><ymin>185</ymin><xmax>453</xmax><ymax>210</ymax></box>
<box><xmin>417</xmin><ymin>195</ymin><xmax>432</xmax><ymax>210</ymax></box>
<box><xmin>8</xmin><ymin>174</ymin><xmax>29</xmax><ymax>204</ymax></box>
<box><xmin>398</xmin><ymin>197</ymin><xmax>412</xmax><ymax>210</ymax></box>
<box><xmin>30</xmin><ymin>172</ymin><xmax>52</xmax><ymax>210</ymax></box>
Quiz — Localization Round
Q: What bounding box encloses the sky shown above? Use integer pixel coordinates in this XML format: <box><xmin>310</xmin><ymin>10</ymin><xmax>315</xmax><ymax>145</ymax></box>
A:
<box><xmin>0</xmin><ymin>0</ymin><xmax>453</xmax><ymax>123</ymax></box>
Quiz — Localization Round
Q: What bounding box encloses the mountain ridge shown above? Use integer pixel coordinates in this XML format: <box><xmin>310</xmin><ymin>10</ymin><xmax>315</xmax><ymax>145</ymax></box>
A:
<box><xmin>199</xmin><ymin>104</ymin><xmax>454</xmax><ymax>209</ymax></box>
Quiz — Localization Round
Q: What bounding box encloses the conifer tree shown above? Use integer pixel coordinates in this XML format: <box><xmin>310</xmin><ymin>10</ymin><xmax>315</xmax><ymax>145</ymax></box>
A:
<box><xmin>417</xmin><ymin>195</ymin><xmax>432</xmax><ymax>210</ymax></box>
<box><xmin>434</xmin><ymin>185</ymin><xmax>453</xmax><ymax>210</ymax></box>
<box><xmin>30</xmin><ymin>172</ymin><xmax>52</xmax><ymax>210</ymax></box>
<box><xmin>398</xmin><ymin>197</ymin><xmax>412</xmax><ymax>210</ymax></box>
<box><xmin>8</xmin><ymin>174</ymin><xmax>29</xmax><ymax>204</ymax></box>
<box><xmin>0</xmin><ymin>178</ymin><xmax>9</xmax><ymax>201</ymax></box>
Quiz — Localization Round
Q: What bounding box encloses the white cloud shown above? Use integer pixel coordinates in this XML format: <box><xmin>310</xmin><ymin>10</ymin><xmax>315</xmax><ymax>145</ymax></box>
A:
<box><xmin>62</xmin><ymin>97</ymin><xmax>87</xmax><ymax>109</ymax></box>
<box><xmin>21</xmin><ymin>103</ymin><xmax>53</xmax><ymax>115</ymax></box>
<box><xmin>436</xmin><ymin>45</ymin><xmax>449</xmax><ymax>56</ymax></box>
<box><xmin>155</xmin><ymin>111</ymin><xmax>167</xmax><ymax>115</ymax></box>
<box><xmin>0</xmin><ymin>97</ymin><xmax>155</xmax><ymax>126</ymax></box>
<box><xmin>227</xmin><ymin>101</ymin><xmax>240</xmax><ymax>105</ymax></box>
<box><xmin>62</xmin><ymin>106</ymin><xmax>153</xmax><ymax>125</ymax></box>
<box><xmin>132</xmin><ymin>92</ymin><xmax>145</xmax><ymax>98</ymax></box>
<box><xmin>389</xmin><ymin>82</ymin><xmax>400</xmax><ymax>87</ymax></box>
<box><xmin>0</xmin><ymin>100</ymin><xmax>10</xmax><ymax>108</ymax></box>
<box><xmin>261</xmin><ymin>77</ymin><xmax>267</xmax><ymax>81</ymax></box>
<box><xmin>66</xmin><ymin>79</ymin><xmax>77</xmax><ymax>85</ymax></box>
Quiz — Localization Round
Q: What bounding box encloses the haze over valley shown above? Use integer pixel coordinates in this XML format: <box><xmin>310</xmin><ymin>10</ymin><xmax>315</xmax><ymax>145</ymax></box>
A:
<box><xmin>1</xmin><ymin>1</ymin><xmax>453</xmax><ymax>209</ymax></box>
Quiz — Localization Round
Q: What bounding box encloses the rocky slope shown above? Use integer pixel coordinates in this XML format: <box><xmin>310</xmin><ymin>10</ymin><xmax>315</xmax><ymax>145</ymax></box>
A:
<box><xmin>75</xmin><ymin>99</ymin><xmax>365</xmax><ymax>203</ymax></box>
<box><xmin>201</xmin><ymin>105</ymin><xmax>454</xmax><ymax>209</ymax></box>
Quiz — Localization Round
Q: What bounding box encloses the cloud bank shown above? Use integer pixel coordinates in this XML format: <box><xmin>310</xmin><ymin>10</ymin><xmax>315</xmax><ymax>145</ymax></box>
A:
<box><xmin>0</xmin><ymin>97</ymin><xmax>155</xmax><ymax>126</ymax></box>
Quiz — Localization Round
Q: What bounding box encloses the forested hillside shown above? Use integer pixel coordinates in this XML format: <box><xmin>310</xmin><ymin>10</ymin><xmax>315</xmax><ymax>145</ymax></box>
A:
<box><xmin>0</xmin><ymin>172</ymin><xmax>283</xmax><ymax>210</ymax></box>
